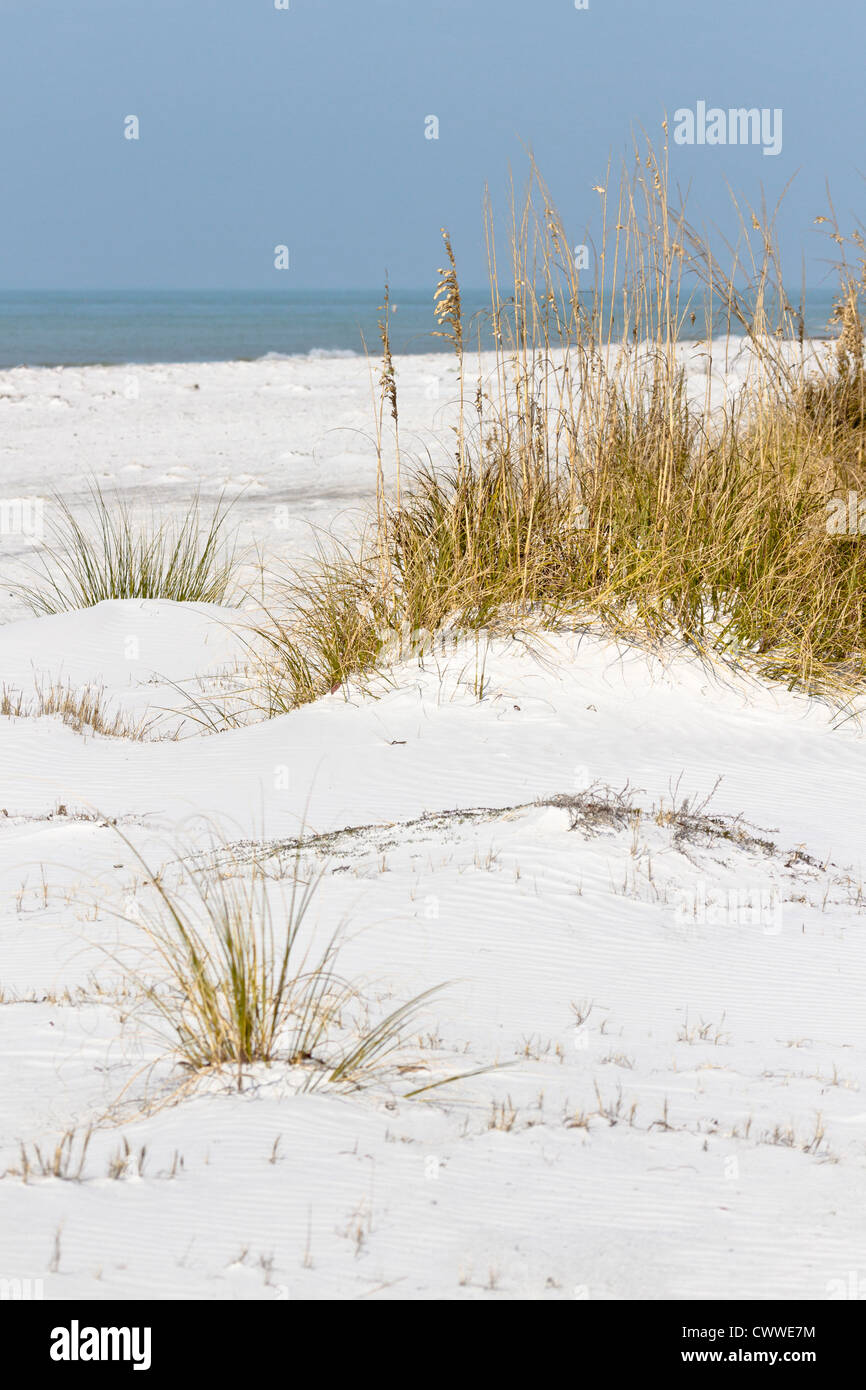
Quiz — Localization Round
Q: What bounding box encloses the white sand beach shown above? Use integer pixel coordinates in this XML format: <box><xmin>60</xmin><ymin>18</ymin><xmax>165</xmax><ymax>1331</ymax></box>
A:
<box><xmin>1</xmin><ymin>349</ymin><xmax>864</xmax><ymax>1302</ymax></box>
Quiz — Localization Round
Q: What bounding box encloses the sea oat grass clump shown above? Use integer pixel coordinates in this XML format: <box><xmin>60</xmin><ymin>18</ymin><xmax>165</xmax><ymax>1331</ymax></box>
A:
<box><xmin>254</xmin><ymin>134</ymin><xmax>866</xmax><ymax>706</ymax></box>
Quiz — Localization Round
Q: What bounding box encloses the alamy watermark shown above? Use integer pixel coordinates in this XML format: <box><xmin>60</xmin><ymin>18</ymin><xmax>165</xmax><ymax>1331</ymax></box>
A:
<box><xmin>826</xmin><ymin>1270</ymin><xmax>866</xmax><ymax>1300</ymax></box>
<box><xmin>673</xmin><ymin>103</ymin><xmax>782</xmax><ymax>157</ymax></box>
<box><xmin>826</xmin><ymin>491</ymin><xmax>866</xmax><ymax>536</ymax></box>
<box><xmin>675</xmin><ymin>883</ymin><xmax>783</xmax><ymax>934</ymax></box>
<box><xmin>0</xmin><ymin>496</ymin><xmax>44</xmax><ymax>544</ymax></box>
<box><xmin>0</xmin><ymin>1277</ymin><xmax>44</xmax><ymax>1300</ymax></box>
<box><xmin>50</xmin><ymin>1320</ymin><xmax>151</xmax><ymax>1371</ymax></box>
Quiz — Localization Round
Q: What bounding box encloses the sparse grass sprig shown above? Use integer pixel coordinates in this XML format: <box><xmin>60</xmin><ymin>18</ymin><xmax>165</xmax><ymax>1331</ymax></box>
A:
<box><xmin>109</xmin><ymin>824</ymin><xmax>446</xmax><ymax>1090</ymax></box>
<box><xmin>1</xmin><ymin>678</ymin><xmax>162</xmax><ymax>740</ymax></box>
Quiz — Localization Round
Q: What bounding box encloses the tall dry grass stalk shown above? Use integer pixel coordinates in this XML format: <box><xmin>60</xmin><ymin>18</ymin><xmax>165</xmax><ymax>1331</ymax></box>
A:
<box><xmin>256</xmin><ymin>131</ymin><xmax>866</xmax><ymax>706</ymax></box>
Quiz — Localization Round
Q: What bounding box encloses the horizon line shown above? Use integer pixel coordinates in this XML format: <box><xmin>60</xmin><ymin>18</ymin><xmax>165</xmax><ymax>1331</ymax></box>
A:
<box><xmin>0</xmin><ymin>284</ymin><xmax>837</xmax><ymax>296</ymax></box>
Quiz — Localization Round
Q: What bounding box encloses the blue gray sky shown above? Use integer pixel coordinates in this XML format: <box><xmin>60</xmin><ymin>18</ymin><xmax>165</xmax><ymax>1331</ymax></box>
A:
<box><xmin>0</xmin><ymin>0</ymin><xmax>862</xmax><ymax>289</ymax></box>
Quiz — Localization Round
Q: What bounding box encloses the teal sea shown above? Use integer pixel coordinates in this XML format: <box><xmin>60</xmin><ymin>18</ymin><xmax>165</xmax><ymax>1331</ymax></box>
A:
<box><xmin>0</xmin><ymin>288</ymin><xmax>839</xmax><ymax>368</ymax></box>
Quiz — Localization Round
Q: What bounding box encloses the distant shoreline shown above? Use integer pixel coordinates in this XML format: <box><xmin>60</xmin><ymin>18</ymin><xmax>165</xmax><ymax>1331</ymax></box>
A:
<box><xmin>0</xmin><ymin>287</ymin><xmax>839</xmax><ymax>370</ymax></box>
<box><xmin>0</xmin><ymin>337</ymin><xmax>837</xmax><ymax>373</ymax></box>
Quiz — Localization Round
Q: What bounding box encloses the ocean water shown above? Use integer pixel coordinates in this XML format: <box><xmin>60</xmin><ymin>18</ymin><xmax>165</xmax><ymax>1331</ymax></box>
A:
<box><xmin>0</xmin><ymin>288</ymin><xmax>839</xmax><ymax>369</ymax></box>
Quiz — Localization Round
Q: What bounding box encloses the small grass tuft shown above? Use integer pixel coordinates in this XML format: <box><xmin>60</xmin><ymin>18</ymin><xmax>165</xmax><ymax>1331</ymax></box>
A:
<box><xmin>13</xmin><ymin>485</ymin><xmax>239</xmax><ymax>614</ymax></box>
